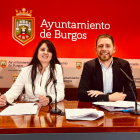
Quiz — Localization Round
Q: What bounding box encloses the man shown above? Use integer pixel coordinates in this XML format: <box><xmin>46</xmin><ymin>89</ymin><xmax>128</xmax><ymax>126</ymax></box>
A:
<box><xmin>78</xmin><ymin>34</ymin><xmax>137</xmax><ymax>102</ymax></box>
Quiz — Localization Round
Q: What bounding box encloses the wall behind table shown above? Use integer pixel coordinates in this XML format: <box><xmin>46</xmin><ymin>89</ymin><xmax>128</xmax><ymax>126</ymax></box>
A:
<box><xmin>0</xmin><ymin>58</ymin><xmax>140</xmax><ymax>100</ymax></box>
<box><xmin>0</xmin><ymin>0</ymin><xmax>140</xmax><ymax>100</ymax></box>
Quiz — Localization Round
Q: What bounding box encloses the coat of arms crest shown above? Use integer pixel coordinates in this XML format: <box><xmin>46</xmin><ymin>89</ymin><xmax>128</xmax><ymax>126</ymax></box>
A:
<box><xmin>12</xmin><ymin>8</ymin><xmax>35</xmax><ymax>45</ymax></box>
<box><xmin>76</xmin><ymin>61</ymin><xmax>82</xmax><ymax>70</ymax></box>
<box><xmin>12</xmin><ymin>73</ymin><xmax>18</xmax><ymax>83</ymax></box>
<box><xmin>0</xmin><ymin>59</ymin><xmax>7</xmax><ymax>69</ymax></box>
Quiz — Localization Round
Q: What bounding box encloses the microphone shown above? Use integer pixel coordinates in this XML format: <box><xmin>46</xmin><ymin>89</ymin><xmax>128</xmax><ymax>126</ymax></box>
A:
<box><xmin>119</xmin><ymin>68</ymin><xmax>133</xmax><ymax>82</ymax></box>
<box><xmin>118</xmin><ymin>63</ymin><xmax>140</xmax><ymax>114</ymax></box>
<box><xmin>50</xmin><ymin>68</ymin><xmax>62</xmax><ymax>114</ymax></box>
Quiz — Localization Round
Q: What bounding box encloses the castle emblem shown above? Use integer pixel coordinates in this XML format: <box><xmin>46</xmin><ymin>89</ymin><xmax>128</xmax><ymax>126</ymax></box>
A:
<box><xmin>12</xmin><ymin>73</ymin><xmax>18</xmax><ymax>83</ymax></box>
<box><xmin>76</xmin><ymin>60</ymin><xmax>82</xmax><ymax>70</ymax></box>
<box><xmin>0</xmin><ymin>59</ymin><xmax>7</xmax><ymax>69</ymax></box>
<box><xmin>12</xmin><ymin>8</ymin><xmax>35</xmax><ymax>46</ymax></box>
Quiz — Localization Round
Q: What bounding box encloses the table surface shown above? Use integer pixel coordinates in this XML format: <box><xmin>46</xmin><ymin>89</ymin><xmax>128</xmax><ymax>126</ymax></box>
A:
<box><xmin>0</xmin><ymin>100</ymin><xmax>140</xmax><ymax>134</ymax></box>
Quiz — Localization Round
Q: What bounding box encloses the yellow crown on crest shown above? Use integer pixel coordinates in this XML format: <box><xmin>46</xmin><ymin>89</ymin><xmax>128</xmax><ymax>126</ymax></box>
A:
<box><xmin>15</xmin><ymin>8</ymin><xmax>32</xmax><ymax>17</ymax></box>
<box><xmin>21</xmin><ymin>26</ymin><xmax>26</xmax><ymax>29</ymax></box>
<box><xmin>13</xmin><ymin>73</ymin><xmax>18</xmax><ymax>77</ymax></box>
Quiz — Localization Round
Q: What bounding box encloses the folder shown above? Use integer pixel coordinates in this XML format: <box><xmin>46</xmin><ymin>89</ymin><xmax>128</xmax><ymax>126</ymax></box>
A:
<box><xmin>92</xmin><ymin>101</ymin><xmax>140</xmax><ymax>112</ymax></box>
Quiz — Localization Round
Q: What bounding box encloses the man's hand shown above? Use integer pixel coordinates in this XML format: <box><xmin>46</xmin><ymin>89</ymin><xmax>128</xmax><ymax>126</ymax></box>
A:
<box><xmin>87</xmin><ymin>90</ymin><xmax>105</xmax><ymax>97</ymax></box>
<box><xmin>0</xmin><ymin>95</ymin><xmax>7</xmax><ymax>107</ymax></box>
<box><xmin>109</xmin><ymin>92</ymin><xmax>126</xmax><ymax>102</ymax></box>
<box><xmin>38</xmin><ymin>95</ymin><xmax>50</xmax><ymax>106</ymax></box>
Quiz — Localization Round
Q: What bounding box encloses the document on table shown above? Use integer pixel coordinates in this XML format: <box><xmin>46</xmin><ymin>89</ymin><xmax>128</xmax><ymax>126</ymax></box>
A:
<box><xmin>93</xmin><ymin>101</ymin><xmax>140</xmax><ymax>112</ymax></box>
<box><xmin>0</xmin><ymin>103</ymin><xmax>38</xmax><ymax>116</ymax></box>
<box><xmin>65</xmin><ymin>109</ymin><xmax>104</xmax><ymax>120</ymax></box>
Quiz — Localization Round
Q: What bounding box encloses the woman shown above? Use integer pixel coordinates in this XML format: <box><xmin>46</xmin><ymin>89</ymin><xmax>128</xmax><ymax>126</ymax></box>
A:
<box><xmin>0</xmin><ymin>40</ymin><xmax>65</xmax><ymax>107</ymax></box>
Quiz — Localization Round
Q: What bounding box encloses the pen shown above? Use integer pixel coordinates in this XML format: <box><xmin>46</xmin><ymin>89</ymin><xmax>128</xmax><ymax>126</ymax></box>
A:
<box><xmin>123</xmin><ymin>110</ymin><xmax>131</xmax><ymax>113</ymax></box>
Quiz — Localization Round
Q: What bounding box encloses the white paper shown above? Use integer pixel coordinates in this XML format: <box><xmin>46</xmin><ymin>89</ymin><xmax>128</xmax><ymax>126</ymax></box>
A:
<box><xmin>93</xmin><ymin>101</ymin><xmax>140</xmax><ymax>112</ymax></box>
<box><xmin>93</xmin><ymin>101</ymin><xmax>135</xmax><ymax>107</ymax></box>
<box><xmin>13</xmin><ymin>103</ymin><xmax>35</xmax><ymax>108</ymax></box>
<box><xmin>65</xmin><ymin>109</ymin><xmax>104</xmax><ymax>120</ymax></box>
<box><xmin>0</xmin><ymin>104</ymin><xmax>38</xmax><ymax>116</ymax></box>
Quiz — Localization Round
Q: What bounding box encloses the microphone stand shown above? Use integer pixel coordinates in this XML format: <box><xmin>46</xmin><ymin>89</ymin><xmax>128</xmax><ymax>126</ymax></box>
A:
<box><xmin>50</xmin><ymin>79</ymin><xmax>62</xmax><ymax>114</ymax></box>
<box><xmin>120</xmin><ymin>68</ymin><xmax>140</xmax><ymax>115</ymax></box>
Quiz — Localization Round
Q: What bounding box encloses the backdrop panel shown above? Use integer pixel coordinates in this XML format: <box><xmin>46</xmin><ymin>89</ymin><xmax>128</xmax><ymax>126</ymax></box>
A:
<box><xmin>0</xmin><ymin>0</ymin><xmax>140</xmax><ymax>59</ymax></box>
<box><xmin>0</xmin><ymin>0</ymin><xmax>140</xmax><ymax>90</ymax></box>
<box><xmin>0</xmin><ymin>57</ymin><xmax>140</xmax><ymax>88</ymax></box>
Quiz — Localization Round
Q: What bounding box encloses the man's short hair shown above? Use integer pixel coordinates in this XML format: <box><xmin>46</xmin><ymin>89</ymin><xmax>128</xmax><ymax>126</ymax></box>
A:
<box><xmin>96</xmin><ymin>34</ymin><xmax>114</xmax><ymax>47</ymax></box>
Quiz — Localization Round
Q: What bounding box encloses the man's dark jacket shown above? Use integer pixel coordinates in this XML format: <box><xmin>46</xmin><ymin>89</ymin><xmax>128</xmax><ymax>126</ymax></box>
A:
<box><xmin>78</xmin><ymin>57</ymin><xmax>138</xmax><ymax>102</ymax></box>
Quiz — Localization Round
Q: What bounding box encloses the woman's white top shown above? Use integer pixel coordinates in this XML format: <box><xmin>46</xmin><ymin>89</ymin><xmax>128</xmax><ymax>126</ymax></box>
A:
<box><xmin>4</xmin><ymin>64</ymin><xmax>65</xmax><ymax>103</ymax></box>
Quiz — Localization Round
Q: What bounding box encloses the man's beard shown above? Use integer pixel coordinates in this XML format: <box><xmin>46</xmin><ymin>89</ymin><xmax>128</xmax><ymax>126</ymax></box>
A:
<box><xmin>98</xmin><ymin>53</ymin><xmax>112</xmax><ymax>62</ymax></box>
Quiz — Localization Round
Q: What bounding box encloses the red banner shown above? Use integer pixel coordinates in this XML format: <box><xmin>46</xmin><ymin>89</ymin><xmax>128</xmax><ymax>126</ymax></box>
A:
<box><xmin>0</xmin><ymin>0</ymin><xmax>140</xmax><ymax>59</ymax></box>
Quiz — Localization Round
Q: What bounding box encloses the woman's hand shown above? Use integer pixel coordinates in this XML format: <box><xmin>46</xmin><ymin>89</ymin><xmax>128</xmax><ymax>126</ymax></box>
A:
<box><xmin>0</xmin><ymin>95</ymin><xmax>7</xmax><ymax>107</ymax></box>
<box><xmin>38</xmin><ymin>95</ymin><xmax>50</xmax><ymax>106</ymax></box>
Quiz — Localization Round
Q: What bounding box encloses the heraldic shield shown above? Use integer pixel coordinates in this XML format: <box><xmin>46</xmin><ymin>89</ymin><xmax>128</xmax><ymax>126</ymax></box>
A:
<box><xmin>0</xmin><ymin>59</ymin><xmax>7</xmax><ymax>69</ymax></box>
<box><xmin>76</xmin><ymin>61</ymin><xmax>82</xmax><ymax>70</ymax></box>
<box><xmin>12</xmin><ymin>8</ymin><xmax>35</xmax><ymax>46</ymax></box>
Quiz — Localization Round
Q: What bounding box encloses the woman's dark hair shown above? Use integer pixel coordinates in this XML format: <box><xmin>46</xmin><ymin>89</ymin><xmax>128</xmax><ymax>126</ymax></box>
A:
<box><xmin>29</xmin><ymin>39</ymin><xmax>60</xmax><ymax>95</ymax></box>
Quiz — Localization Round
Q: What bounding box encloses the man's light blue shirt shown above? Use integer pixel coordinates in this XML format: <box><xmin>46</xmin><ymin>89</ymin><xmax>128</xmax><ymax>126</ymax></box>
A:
<box><xmin>99</xmin><ymin>60</ymin><xmax>113</xmax><ymax>94</ymax></box>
